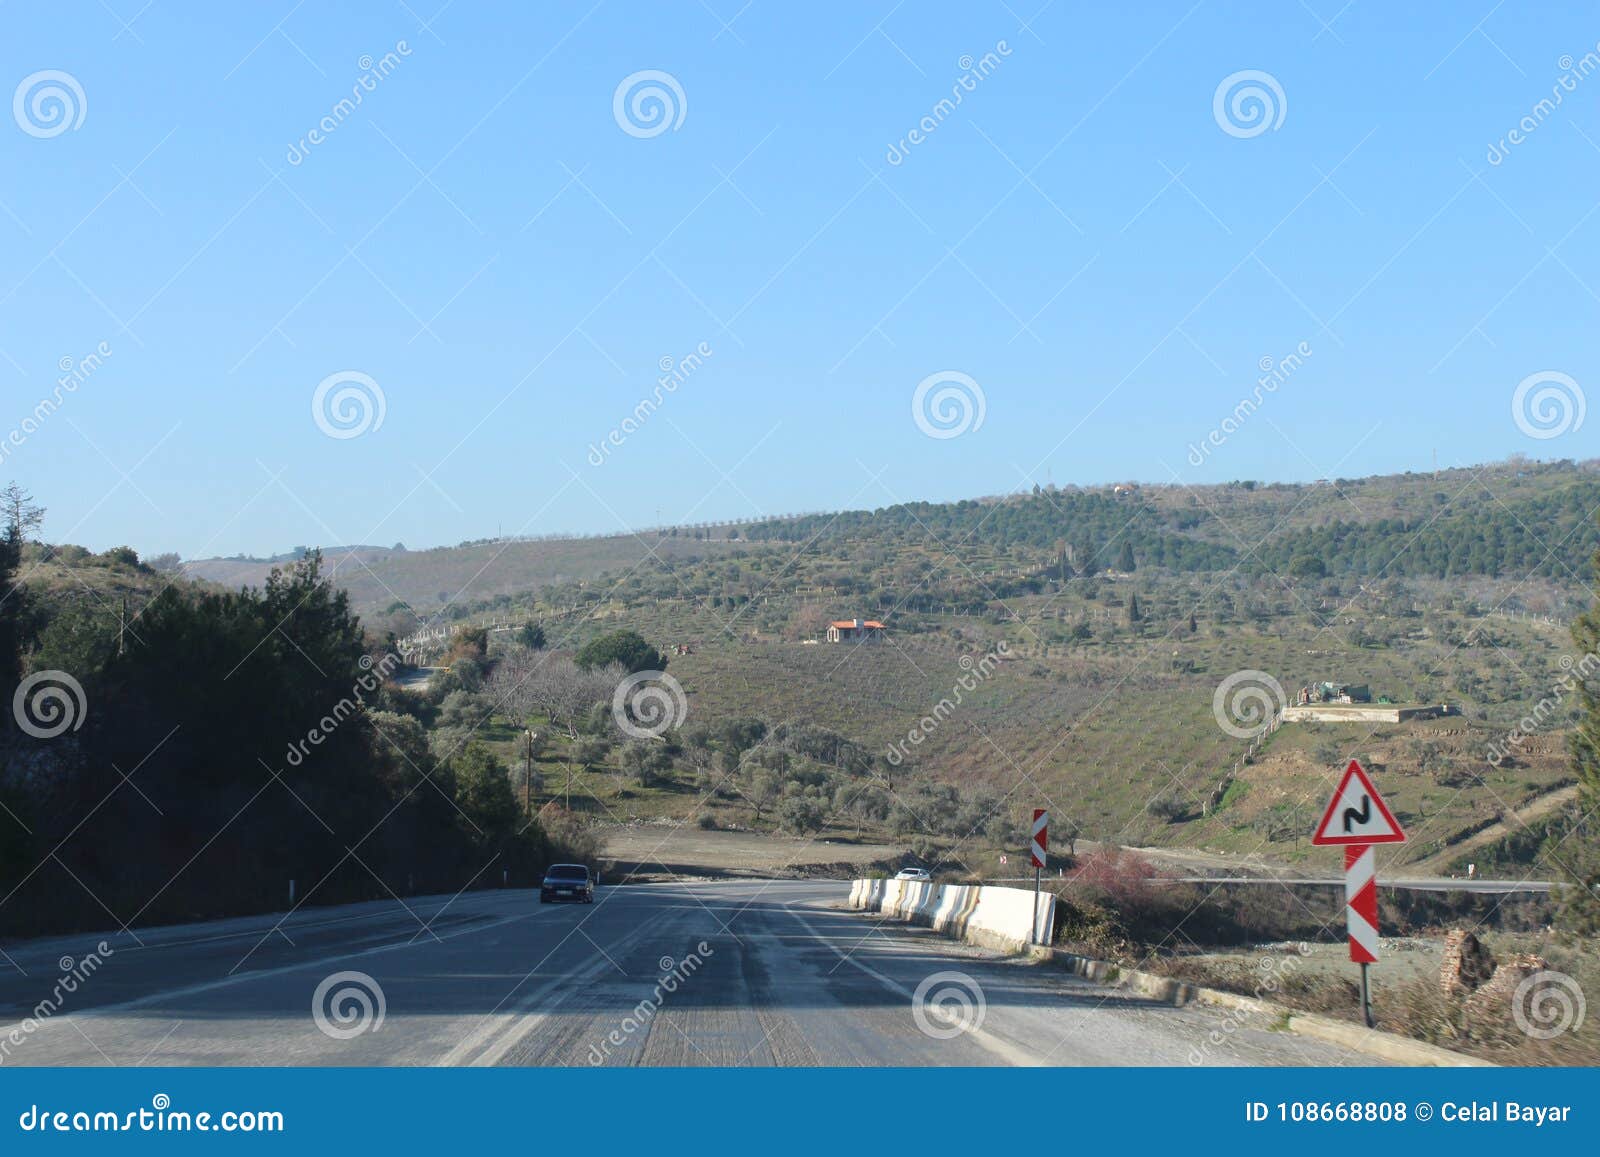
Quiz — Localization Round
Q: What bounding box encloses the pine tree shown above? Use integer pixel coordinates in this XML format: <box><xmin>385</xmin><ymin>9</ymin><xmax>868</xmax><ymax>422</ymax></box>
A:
<box><xmin>0</xmin><ymin>484</ymin><xmax>44</xmax><ymax>727</ymax></box>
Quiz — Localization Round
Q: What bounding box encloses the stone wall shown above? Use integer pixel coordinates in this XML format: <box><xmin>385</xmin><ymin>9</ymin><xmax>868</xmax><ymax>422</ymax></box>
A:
<box><xmin>1439</xmin><ymin>929</ymin><xmax>1495</xmax><ymax>997</ymax></box>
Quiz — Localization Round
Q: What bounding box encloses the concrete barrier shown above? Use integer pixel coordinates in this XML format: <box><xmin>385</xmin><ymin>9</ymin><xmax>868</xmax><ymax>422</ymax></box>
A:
<box><xmin>848</xmin><ymin>878</ymin><xmax>1053</xmax><ymax>951</ymax></box>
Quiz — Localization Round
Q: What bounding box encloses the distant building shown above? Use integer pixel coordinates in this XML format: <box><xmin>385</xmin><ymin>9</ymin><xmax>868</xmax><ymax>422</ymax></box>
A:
<box><xmin>1297</xmin><ymin>681</ymin><xmax>1372</xmax><ymax>705</ymax></box>
<box><xmin>826</xmin><ymin>618</ymin><xmax>886</xmax><ymax>643</ymax></box>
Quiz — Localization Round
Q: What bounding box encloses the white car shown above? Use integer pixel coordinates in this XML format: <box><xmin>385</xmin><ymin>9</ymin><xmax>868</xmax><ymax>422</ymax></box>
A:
<box><xmin>894</xmin><ymin>868</ymin><xmax>932</xmax><ymax>882</ymax></box>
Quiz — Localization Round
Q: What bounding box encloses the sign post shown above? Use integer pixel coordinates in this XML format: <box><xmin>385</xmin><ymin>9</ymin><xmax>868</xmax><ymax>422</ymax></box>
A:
<box><xmin>1030</xmin><ymin>809</ymin><xmax>1048</xmax><ymax>945</ymax></box>
<box><xmin>1311</xmin><ymin>759</ymin><xmax>1406</xmax><ymax>1028</ymax></box>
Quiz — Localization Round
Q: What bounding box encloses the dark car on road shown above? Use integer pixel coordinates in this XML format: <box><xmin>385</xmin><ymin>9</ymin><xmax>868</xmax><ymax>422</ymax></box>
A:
<box><xmin>540</xmin><ymin>863</ymin><xmax>594</xmax><ymax>904</ymax></box>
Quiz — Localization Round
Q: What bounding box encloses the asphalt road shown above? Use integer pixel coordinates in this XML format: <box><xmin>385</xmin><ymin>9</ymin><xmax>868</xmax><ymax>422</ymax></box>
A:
<box><xmin>0</xmin><ymin>881</ymin><xmax>1377</xmax><ymax>1067</ymax></box>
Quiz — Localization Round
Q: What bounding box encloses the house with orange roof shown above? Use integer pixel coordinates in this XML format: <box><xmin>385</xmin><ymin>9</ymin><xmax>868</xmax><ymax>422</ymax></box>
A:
<box><xmin>825</xmin><ymin>617</ymin><xmax>886</xmax><ymax>643</ymax></box>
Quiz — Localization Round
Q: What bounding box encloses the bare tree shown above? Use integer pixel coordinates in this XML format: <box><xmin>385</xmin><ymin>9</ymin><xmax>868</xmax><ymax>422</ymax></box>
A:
<box><xmin>486</xmin><ymin>648</ymin><xmax>619</xmax><ymax>739</ymax></box>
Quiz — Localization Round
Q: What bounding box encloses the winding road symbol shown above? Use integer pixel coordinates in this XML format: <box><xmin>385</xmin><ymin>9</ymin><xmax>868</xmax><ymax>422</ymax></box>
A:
<box><xmin>1312</xmin><ymin>760</ymin><xmax>1406</xmax><ymax>846</ymax></box>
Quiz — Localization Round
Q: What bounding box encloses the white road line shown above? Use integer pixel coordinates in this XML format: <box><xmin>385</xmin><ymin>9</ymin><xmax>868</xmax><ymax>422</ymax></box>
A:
<box><xmin>440</xmin><ymin>905</ymin><xmax>676</xmax><ymax>1067</ymax></box>
<box><xmin>0</xmin><ymin>903</ymin><xmax>548</xmax><ymax>1037</ymax></box>
<box><xmin>5</xmin><ymin>891</ymin><xmax>519</xmax><ymax>960</ymax></box>
<box><xmin>782</xmin><ymin>901</ymin><xmax>1040</xmax><ymax>1067</ymax></box>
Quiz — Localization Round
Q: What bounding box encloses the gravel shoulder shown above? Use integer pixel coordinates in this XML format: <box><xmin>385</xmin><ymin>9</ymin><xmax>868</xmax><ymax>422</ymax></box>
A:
<box><xmin>601</xmin><ymin>823</ymin><xmax>905</xmax><ymax>881</ymax></box>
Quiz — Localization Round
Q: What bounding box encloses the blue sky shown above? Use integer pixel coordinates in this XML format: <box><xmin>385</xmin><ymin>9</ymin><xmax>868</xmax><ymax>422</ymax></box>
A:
<box><xmin>3</xmin><ymin>1</ymin><xmax>1598</xmax><ymax>557</ymax></box>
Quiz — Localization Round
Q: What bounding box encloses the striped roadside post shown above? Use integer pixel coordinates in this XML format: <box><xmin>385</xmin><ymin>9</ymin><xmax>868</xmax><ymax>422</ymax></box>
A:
<box><xmin>1030</xmin><ymin>810</ymin><xmax>1048</xmax><ymax>944</ymax></box>
<box><xmin>1312</xmin><ymin>760</ymin><xmax>1406</xmax><ymax>1028</ymax></box>
<box><xmin>1345</xmin><ymin>843</ymin><xmax>1379</xmax><ymax>1025</ymax></box>
<box><xmin>1344</xmin><ymin>844</ymin><xmax>1380</xmax><ymax>964</ymax></box>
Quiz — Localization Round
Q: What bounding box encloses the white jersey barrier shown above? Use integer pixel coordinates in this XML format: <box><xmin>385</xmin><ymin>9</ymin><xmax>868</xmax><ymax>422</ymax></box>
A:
<box><xmin>848</xmin><ymin>878</ymin><xmax>1054</xmax><ymax>951</ymax></box>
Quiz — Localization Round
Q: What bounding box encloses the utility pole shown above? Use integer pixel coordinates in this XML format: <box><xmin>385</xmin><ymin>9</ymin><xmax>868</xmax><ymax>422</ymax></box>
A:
<box><xmin>118</xmin><ymin>597</ymin><xmax>127</xmax><ymax>657</ymax></box>
<box><xmin>524</xmin><ymin>729</ymin><xmax>533</xmax><ymax>815</ymax></box>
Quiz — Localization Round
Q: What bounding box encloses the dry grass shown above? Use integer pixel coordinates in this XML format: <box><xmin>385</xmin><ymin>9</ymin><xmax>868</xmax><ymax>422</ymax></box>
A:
<box><xmin>1153</xmin><ymin>945</ymin><xmax>1600</xmax><ymax>1066</ymax></box>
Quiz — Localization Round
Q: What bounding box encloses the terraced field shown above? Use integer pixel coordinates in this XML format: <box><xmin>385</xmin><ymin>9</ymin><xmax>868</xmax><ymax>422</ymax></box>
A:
<box><xmin>617</xmin><ymin>601</ymin><xmax>1579</xmax><ymax>865</ymax></box>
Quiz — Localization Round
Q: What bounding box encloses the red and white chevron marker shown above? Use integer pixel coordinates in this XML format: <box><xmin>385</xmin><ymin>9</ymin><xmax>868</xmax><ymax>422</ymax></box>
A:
<box><xmin>1028</xmin><ymin>809</ymin><xmax>1050</xmax><ymax>945</ymax></box>
<box><xmin>1344</xmin><ymin>844</ymin><xmax>1379</xmax><ymax>964</ymax></box>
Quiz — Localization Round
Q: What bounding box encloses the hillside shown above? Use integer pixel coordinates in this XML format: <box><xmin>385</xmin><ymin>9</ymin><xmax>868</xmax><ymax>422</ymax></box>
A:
<box><xmin>172</xmin><ymin>459</ymin><xmax>1600</xmax><ymax>631</ymax></box>
<box><xmin>179</xmin><ymin>530</ymin><xmax>771</xmax><ymax>630</ymax></box>
<box><xmin>20</xmin><ymin>457</ymin><xmax>1599</xmax><ymax>879</ymax></box>
<box><xmin>490</xmin><ymin>592</ymin><xmax>1575</xmax><ymax>869</ymax></box>
<box><xmin>744</xmin><ymin>459</ymin><xmax>1600</xmax><ymax>582</ymax></box>
<box><xmin>395</xmin><ymin>458</ymin><xmax>1598</xmax><ymax>874</ymax></box>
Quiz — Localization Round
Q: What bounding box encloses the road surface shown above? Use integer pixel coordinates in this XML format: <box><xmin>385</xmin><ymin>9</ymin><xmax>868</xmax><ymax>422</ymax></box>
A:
<box><xmin>0</xmin><ymin>881</ymin><xmax>1376</xmax><ymax>1067</ymax></box>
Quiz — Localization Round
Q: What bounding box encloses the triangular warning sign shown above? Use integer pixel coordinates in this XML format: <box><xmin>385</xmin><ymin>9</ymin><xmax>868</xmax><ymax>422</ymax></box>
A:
<box><xmin>1312</xmin><ymin>759</ymin><xmax>1407</xmax><ymax>845</ymax></box>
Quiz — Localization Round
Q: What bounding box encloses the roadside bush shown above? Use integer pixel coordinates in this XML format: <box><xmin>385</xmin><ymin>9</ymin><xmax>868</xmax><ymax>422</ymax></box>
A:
<box><xmin>575</xmin><ymin>629</ymin><xmax>664</xmax><ymax>675</ymax></box>
<box><xmin>436</xmin><ymin>689</ymin><xmax>490</xmax><ymax>730</ymax></box>
<box><xmin>1052</xmin><ymin>894</ymin><xmax>1134</xmax><ymax>957</ymax></box>
<box><xmin>448</xmin><ymin>654</ymin><xmax>487</xmax><ymax>691</ymax></box>
<box><xmin>542</xmin><ymin>808</ymin><xmax>605</xmax><ymax>867</ymax></box>
<box><xmin>620</xmin><ymin>740</ymin><xmax>673</xmax><ymax>786</ymax></box>
<box><xmin>780</xmin><ymin>796</ymin><xmax>827</xmax><ymax>835</ymax></box>
<box><xmin>1065</xmin><ymin>849</ymin><xmax>1160</xmax><ymax>908</ymax></box>
<box><xmin>1380</xmin><ymin>887</ymin><xmax>1551</xmax><ymax>934</ymax></box>
<box><xmin>1051</xmin><ymin>875</ymin><xmax>1558</xmax><ymax>961</ymax></box>
<box><xmin>1146</xmin><ymin>795</ymin><xmax>1189</xmax><ymax>823</ymax></box>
